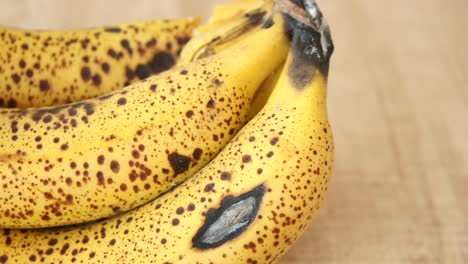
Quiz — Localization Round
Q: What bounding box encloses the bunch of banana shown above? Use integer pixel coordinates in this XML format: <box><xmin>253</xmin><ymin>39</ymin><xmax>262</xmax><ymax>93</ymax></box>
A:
<box><xmin>0</xmin><ymin>0</ymin><xmax>334</xmax><ymax>263</ymax></box>
<box><xmin>0</xmin><ymin>0</ymin><xmax>289</xmax><ymax>229</ymax></box>
<box><xmin>0</xmin><ymin>17</ymin><xmax>199</xmax><ymax>108</ymax></box>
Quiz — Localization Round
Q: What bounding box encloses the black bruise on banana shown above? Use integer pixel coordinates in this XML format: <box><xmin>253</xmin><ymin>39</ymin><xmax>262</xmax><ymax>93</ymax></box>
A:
<box><xmin>282</xmin><ymin>1</ymin><xmax>334</xmax><ymax>90</ymax></box>
<box><xmin>261</xmin><ymin>17</ymin><xmax>275</xmax><ymax>29</ymax></box>
<box><xmin>168</xmin><ymin>152</ymin><xmax>192</xmax><ymax>177</ymax></box>
<box><xmin>192</xmin><ymin>184</ymin><xmax>265</xmax><ymax>249</ymax></box>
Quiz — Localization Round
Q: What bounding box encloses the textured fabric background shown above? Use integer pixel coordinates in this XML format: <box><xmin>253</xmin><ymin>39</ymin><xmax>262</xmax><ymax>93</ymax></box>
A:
<box><xmin>1</xmin><ymin>0</ymin><xmax>467</xmax><ymax>263</ymax></box>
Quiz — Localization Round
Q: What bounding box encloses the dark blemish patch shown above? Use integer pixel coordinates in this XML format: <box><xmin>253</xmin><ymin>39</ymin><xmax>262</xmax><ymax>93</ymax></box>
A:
<box><xmin>45</xmin><ymin>192</ymin><xmax>53</xmax><ymax>199</ymax></box>
<box><xmin>186</xmin><ymin>110</ymin><xmax>194</xmax><ymax>118</ymax></box>
<box><xmin>192</xmin><ymin>148</ymin><xmax>202</xmax><ymax>160</ymax></box>
<box><xmin>117</xmin><ymin>97</ymin><xmax>127</xmax><ymax>105</ymax></box>
<box><xmin>180</xmin><ymin>70</ymin><xmax>188</xmax><ymax>75</ymax></box>
<box><xmin>66</xmin><ymin>194</ymin><xmax>73</xmax><ymax>203</ymax></box>
<box><xmin>176</xmin><ymin>207</ymin><xmax>185</xmax><ymax>215</ymax></box>
<box><xmin>104</xmin><ymin>27</ymin><xmax>121</xmax><ymax>33</ymax></box>
<box><xmin>168</xmin><ymin>152</ymin><xmax>192</xmax><ymax>176</ymax></box>
<box><xmin>270</xmin><ymin>137</ymin><xmax>279</xmax><ymax>145</ymax></box>
<box><xmin>92</xmin><ymin>74</ymin><xmax>102</xmax><ymax>86</ymax></box>
<box><xmin>43</xmin><ymin>115</ymin><xmax>52</xmax><ymax>123</ymax></box>
<box><xmin>135</xmin><ymin>64</ymin><xmax>151</xmax><ymax>79</ymax></box>
<box><xmin>150</xmin><ymin>84</ymin><xmax>158</xmax><ymax>91</ymax></box>
<box><xmin>19</xmin><ymin>59</ymin><xmax>26</xmax><ymax>68</ymax></box>
<box><xmin>213</xmin><ymin>79</ymin><xmax>222</xmax><ymax>86</ymax></box>
<box><xmin>97</xmin><ymin>172</ymin><xmax>105</xmax><ymax>185</ymax></box>
<box><xmin>206</xmin><ymin>99</ymin><xmax>215</xmax><ymax>109</ymax></box>
<box><xmin>125</xmin><ymin>66</ymin><xmax>134</xmax><ymax>81</ymax></box>
<box><xmin>60</xmin><ymin>243</ymin><xmax>70</xmax><ymax>255</ymax></box>
<box><xmin>176</xmin><ymin>35</ymin><xmax>191</xmax><ymax>45</ymax></box>
<box><xmin>242</xmin><ymin>155</ymin><xmax>252</xmax><ymax>163</ymax></box>
<box><xmin>11</xmin><ymin>73</ymin><xmax>21</xmax><ymax>84</ymax></box>
<box><xmin>149</xmin><ymin>52</ymin><xmax>175</xmax><ymax>73</ymax></box>
<box><xmin>220</xmin><ymin>171</ymin><xmax>231</xmax><ymax>181</ymax></box>
<box><xmin>262</xmin><ymin>17</ymin><xmax>275</xmax><ymax>28</ymax></box>
<box><xmin>83</xmin><ymin>103</ymin><xmax>95</xmax><ymax>115</ymax></box>
<box><xmin>5</xmin><ymin>237</ymin><xmax>11</xmax><ymax>246</ymax></box>
<box><xmin>81</xmin><ymin>67</ymin><xmax>91</xmax><ymax>81</ymax></box>
<box><xmin>110</xmin><ymin>160</ymin><xmax>120</xmax><ymax>173</ymax></box>
<box><xmin>188</xmin><ymin>203</ymin><xmax>196</xmax><ymax>211</ymax></box>
<box><xmin>7</xmin><ymin>99</ymin><xmax>17</xmax><ymax>108</ymax></box>
<box><xmin>97</xmin><ymin>155</ymin><xmax>105</xmax><ymax>164</ymax></box>
<box><xmin>0</xmin><ymin>255</ymin><xmax>7</xmax><ymax>263</ymax></box>
<box><xmin>146</xmin><ymin>38</ymin><xmax>157</xmax><ymax>47</ymax></box>
<box><xmin>102</xmin><ymin>62</ymin><xmax>110</xmax><ymax>73</ymax></box>
<box><xmin>60</xmin><ymin>143</ymin><xmax>69</xmax><ymax>151</ymax></box>
<box><xmin>65</xmin><ymin>177</ymin><xmax>72</xmax><ymax>186</ymax></box>
<box><xmin>249</xmin><ymin>136</ymin><xmax>256</xmax><ymax>142</ymax></box>
<box><xmin>283</xmin><ymin>13</ymin><xmax>334</xmax><ymax>88</ymax></box>
<box><xmin>48</xmin><ymin>238</ymin><xmax>58</xmax><ymax>246</ymax></box>
<box><xmin>120</xmin><ymin>39</ymin><xmax>133</xmax><ymax>55</ymax></box>
<box><xmin>39</xmin><ymin>80</ymin><xmax>50</xmax><ymax>92</ymax></box>
<box><xmin>68</xmin><ymin>108</ymin><xmax>77</xmax><ymax>116</ymax></box>
<box><xmin>108</xmin><ymin>48</ymin><xmax>118</xmax><ymax>59</ymax></box>
<box><xmin>172</xmin><ymin>218</ymin><xmax>180</xmax><ymax>226</ymax></box>
<box><xmin>204</xmin><ymin>183</ymin><xmax>215</xmax><ymax>192</ymax></box>
<box><xmin>192</xmin><ymin>184</ymin><xmax>266</xmax><ymax>249</ymax></box>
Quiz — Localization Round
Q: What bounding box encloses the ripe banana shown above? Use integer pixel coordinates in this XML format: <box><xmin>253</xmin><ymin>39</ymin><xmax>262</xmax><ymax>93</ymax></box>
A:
<box><xmin>0</xmin><ymin>1</ymin><xmax>334</xmax><ymax>263</ymax></box>
<box><xmin>0</xmin><ymin>18</ymin><xmax>199</xmax><ymax>108</ymax></box>
<box><xmin>0</xmin><ymin>2</ymin><xmax>289</xmax><ymax>229</ymax></box>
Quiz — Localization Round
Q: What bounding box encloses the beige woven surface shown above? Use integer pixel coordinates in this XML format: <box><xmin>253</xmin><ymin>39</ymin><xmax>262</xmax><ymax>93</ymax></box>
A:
<box><xmin>1</xmin><ymin>0</ymin><xmax>467</xmax><ymax>263</ymax></box>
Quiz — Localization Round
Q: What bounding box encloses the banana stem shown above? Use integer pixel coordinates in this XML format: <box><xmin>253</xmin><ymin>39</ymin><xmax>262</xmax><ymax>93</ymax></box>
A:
<box><xmin>275</xmin><ymin>0</ymin><xmax>333</xmax><ymax>60</ymax></box>
<box><xmin>191</xmin><ymin>8</ymin><xmax>269</xmax><ymax>61</ymax></box>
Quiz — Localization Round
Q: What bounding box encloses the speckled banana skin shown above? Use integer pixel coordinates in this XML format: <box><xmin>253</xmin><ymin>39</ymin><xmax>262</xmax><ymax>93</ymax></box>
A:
<box><xmin>0</xmin><ymin>4</ymin><xmax>289</xmax><ymax>229</ymax></box>
<box><xmin>0</xmin><ymin>2</ymin><xmax>334</xmax><ymax>263</ymax></box>
<box><xmin>0</xmin><ymin>18</ymin><xmax>199</xmax><ymax>108</ymax></box>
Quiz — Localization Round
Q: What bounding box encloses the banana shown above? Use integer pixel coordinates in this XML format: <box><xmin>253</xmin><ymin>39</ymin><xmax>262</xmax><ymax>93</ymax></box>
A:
<box><xmin>0</xmin><ymin>18</ymin><xmax>199</xmax><ymax>108</ymax></box>
<box><xmin>0</xmin><ymin>1</ymin><xmax>334</xmax><ymax>263</ymax></box>
<box><xmin>0</xmin><ymin>2</ymin><xmax>289</xmax><ymax>229</ymax></box>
